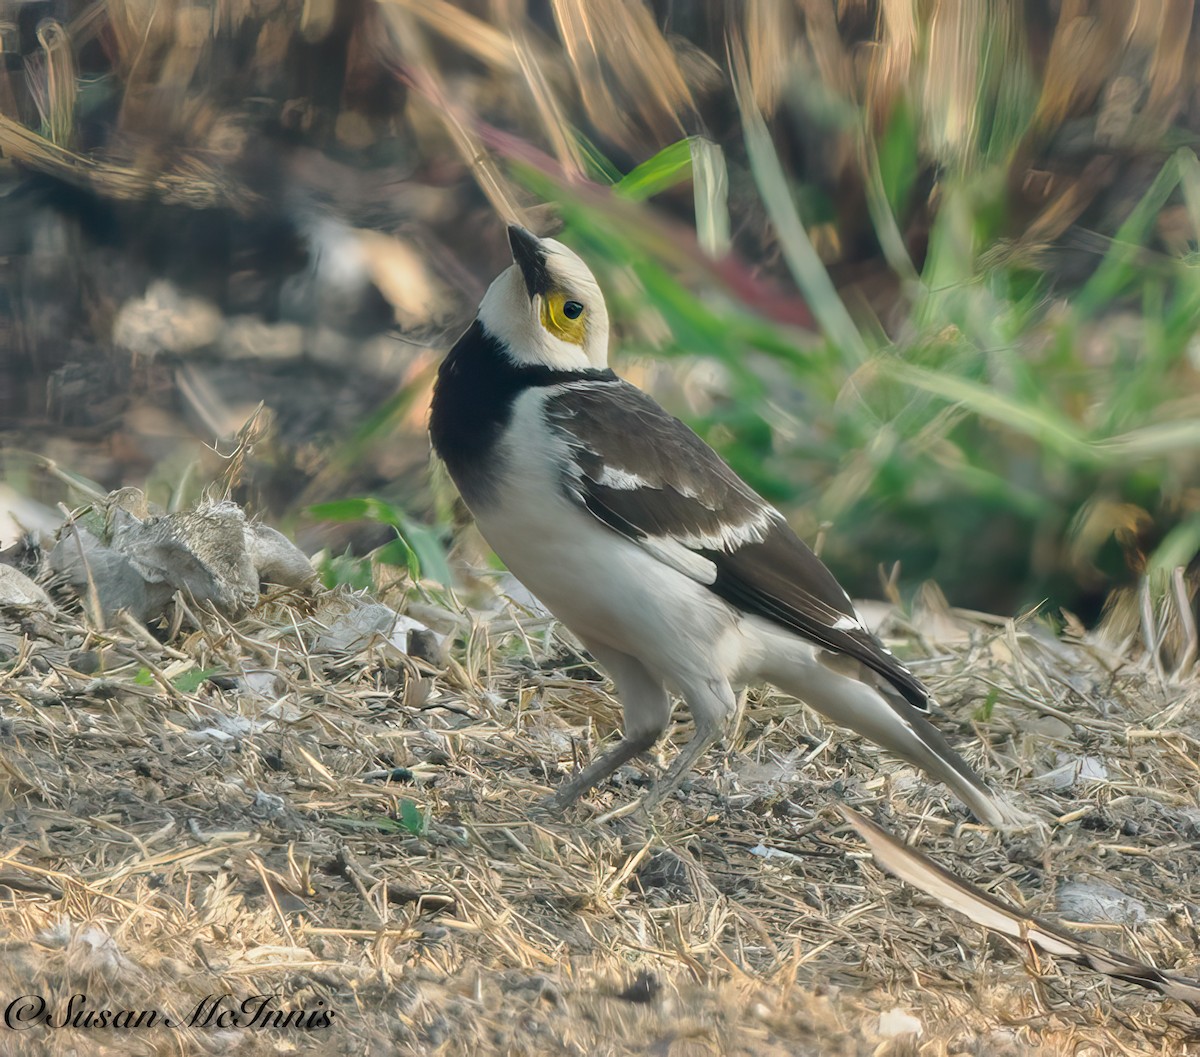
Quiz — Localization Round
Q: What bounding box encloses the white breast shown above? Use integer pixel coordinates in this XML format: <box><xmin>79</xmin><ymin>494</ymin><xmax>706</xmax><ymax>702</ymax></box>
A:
<box><xmin>474</xmin><ymin>388</ymin><xmax>744</xmax><ymax>686</ymax></box>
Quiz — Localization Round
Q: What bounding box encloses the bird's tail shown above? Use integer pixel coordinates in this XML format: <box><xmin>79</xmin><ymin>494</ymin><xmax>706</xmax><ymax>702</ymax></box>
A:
<box><xmin>878</xmin><ymin>694</ymin><xmax>1035</xmax><ymax>831</ymax></box>
<box><xmin>759</xmin><ymin>636</ymin><xmax>1032</xmax><ymax>829</ymax></box>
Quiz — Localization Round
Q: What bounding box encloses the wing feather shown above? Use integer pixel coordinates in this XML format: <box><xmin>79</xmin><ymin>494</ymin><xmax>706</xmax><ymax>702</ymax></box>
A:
<box><xmin>544</xmin><ymin>380</ymin><xmax>930</xmax><ymax>710</ymax></box>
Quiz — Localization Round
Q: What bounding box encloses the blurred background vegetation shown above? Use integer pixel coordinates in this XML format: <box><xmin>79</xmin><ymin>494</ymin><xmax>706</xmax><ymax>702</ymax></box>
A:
<box><xmin>2</xmin><ymin>0</ymin><xmax>1199</xmax><ymax>626</ymax></box>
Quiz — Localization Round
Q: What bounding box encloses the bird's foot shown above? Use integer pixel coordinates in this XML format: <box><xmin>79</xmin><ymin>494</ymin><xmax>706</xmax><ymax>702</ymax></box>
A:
<box><xmin>531</xmin><ymin>791</ymin><xmax>575</xmax><ymax>819</ymax></box>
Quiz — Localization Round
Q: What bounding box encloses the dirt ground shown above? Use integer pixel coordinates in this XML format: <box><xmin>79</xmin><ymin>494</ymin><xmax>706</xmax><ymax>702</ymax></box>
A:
<box><xmin>1</xmin><ymin>571</ymin><xmax>1199</xmax><ymax>1056</ymax></box>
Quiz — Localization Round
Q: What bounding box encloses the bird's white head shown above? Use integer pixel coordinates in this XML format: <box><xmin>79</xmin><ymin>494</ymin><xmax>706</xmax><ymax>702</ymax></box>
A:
<box><xmin>477</xmin><ymin>225</ymin><xmax>611</xmax><ymax>372</ymax></box>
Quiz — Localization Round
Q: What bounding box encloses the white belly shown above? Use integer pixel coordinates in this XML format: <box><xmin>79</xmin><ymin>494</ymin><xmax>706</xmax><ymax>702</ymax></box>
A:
<box><xmin>470</xmin><ymin>387</ymin><xmax>756</xmax><ymax>689</ymax></box>
<box><xmin>478</xmin><ymin>493</ymin><xmax>739</xmax><ymax>675</ymax></box>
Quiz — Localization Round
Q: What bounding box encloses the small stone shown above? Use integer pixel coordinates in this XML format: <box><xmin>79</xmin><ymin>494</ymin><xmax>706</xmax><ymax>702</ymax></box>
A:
<box><xmin>407</xmin><ymin>628</ymin><xmax>442</xmax><ymax>665</ymax></box>
<box><xmin>69</xmin><ymin>650</ymin><xmax>101</xmax><ymax>674</ymax></box>
<box><xmin>877</xmin><ymin>1007</ymin><xmax>922</xmax><ymax>1038</ymax></box>
<box><xmin>0</xmin><ymin>565</ymin><xmax>54</xmax><ymax>610</ymax></box>
<box><xmin>112</xmin><ymin>279</ymin><xmax>222</xmax><ymax>358</ymax></box>
<box><xmin>246</xmin><ymin>523</ymin><xmax>316</xmax><ymax>589</ymax></box>
<box><xmin>1056</xmin><ymin>880</ymin><xmax>1150</xmax><ymax>925</ymax></box>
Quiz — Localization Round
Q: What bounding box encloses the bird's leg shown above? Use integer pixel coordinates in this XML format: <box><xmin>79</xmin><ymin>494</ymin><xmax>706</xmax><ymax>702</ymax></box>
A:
<box><xmin>640</xmin><ymin>720</ymin><xmax>722</xmax><ymax>811</ymax></box>
<box><xmin>547</xmin><ymin>730</ymin><xmax>660</xmax><ymax>810</ymax></box>
<box><xmin>641</xmin><ymin>677</ymin><xmax>736</xmax><ymax>811</ymax></box>
<box><xmin>544</xmin><ymin>643</ymin><xmax>671</xmax><ymax>812</ymax></box>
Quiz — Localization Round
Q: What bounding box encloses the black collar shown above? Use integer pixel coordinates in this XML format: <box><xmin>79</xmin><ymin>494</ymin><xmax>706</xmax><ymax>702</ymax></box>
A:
<box><xmin>429</xmin><ymin>318</ymin><xmax>614</xmax><ymax>503</ymax></box>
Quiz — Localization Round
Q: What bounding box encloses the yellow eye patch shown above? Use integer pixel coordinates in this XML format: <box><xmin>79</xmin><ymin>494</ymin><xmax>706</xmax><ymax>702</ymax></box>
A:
<box><xmin>540</xmin><ymin>292</ymin><xmax>587</xmax><ymax>345</ymax></box>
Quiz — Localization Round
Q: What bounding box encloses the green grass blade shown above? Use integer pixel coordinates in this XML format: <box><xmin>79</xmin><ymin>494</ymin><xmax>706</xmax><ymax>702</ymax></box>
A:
<box><xmin>690</xmin><ymin>136</ymin><xmax>730</xmax><ymax>257</ymax></box>
<box><xmin>732</xmin><ymin>57</ymin><xmax>869</xmax><ymax>364</ymax></box>
<box><xmin>613</xmin><ymin>138</ymin><xmax>695</xmax><ymax>201</ymax></box>
<box><xmin>376</xmin><ymin>537</ymin><xmax>421</xmax><ymax>581</ymax></box>
<box><xmin>309</xmin><ymin>497</ymin><xmax>392</xmax><ymax>524</ymax></box>
<box><xmin>1176</xmin><ymin>149</ymin><xmax>1200</xmax><ymax>247</ymax></box>
<box><xmin>1147</xmin><ymin>514</ymin><xmax>1200</xmax><ymax>577</ymax></box>
<box><xmin>880</xmin><ymin>359</ymin><xmax>1095</xmax><ymax>461</ymax></box>
<box><xmin>876</xmin><ymin>99</ymin><xmax>918</xmax><ymax>219</ymax></box>
<box><xmin>1094</xmin><ymin>417</ymin><xmax>1200</xmax><ymax>463</ymax></box>
<box><xmin>862</xmin><ymin>126</ymin><xmax>919</xmax><ymax>284</ymax></box>
<box><xmin>1077</xmin><ymin>152</ymin><xmax>1184</xmax><ymax>313</ymax></box>
<box><xmin>573</xmin><ymin>131</ymin><xmax>623</xmax><ymax>184</ymax></box>
<box><xmin>309</xmin><ymin>498</ymin><xmax>452</xmax><ymax>586</ymax></box>
<box><xmin>399</xmin><ymin>515</ymin><xmax>453</xmax><ymax>587</ymax></box>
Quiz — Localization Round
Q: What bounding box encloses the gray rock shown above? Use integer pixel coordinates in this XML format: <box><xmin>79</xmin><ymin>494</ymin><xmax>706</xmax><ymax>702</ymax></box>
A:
<box><xmin>313</xmin><ymin>599</ymin><xmax>430</xmax><ymax>652</ymax></box>
<box><xmin>246</xmin><ymin>523</ymin><xmax>316</xmax><ymax>589</ymax></box>
<box><xmin>49</xmin><ymin>524</ymin><xmax>170</xmax><ymax>623</ymax></box>
<box><xmin>114</xmin><ymin>502</ymin><xmax>259</xmax><ymax>616</ymax></box>
<box><xmin>48</xmin><ymin>494</ymin><xmax>314</xmax><ymax>626</ymax></box>
<box><xmin>1056</xmin><ymin>880</ymin><xmax>1150</xmax><ymax>925</ymax></box>
<box><xmin>0</xmin><ymin>565</ymin><xmax>55</xmax><ymax>611</ymax></box>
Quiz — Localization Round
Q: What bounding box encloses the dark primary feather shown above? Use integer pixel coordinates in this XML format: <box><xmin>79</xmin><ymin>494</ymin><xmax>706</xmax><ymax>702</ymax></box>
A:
<box><xmin>545</xmin><ymin>380</ymin><xmax>931</xmax><ymax>711</ymax></box>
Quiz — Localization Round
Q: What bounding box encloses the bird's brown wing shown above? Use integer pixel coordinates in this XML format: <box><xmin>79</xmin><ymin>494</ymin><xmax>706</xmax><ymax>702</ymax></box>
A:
<box><xmin>543</xmin><ymin>379</ymin><xmax>930</xmax><ymax>711</ymax></box>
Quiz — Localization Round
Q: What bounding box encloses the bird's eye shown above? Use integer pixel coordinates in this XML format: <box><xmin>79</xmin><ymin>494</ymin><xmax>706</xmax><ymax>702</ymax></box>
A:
<box><xmin>541</xmin><ymin>294</ymin><xmax>587</xmax><ymax>342</ymax></box>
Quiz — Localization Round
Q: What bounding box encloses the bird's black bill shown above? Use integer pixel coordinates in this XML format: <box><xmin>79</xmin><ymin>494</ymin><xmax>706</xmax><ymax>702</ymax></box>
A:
<box><xmin>507</xmin><ymin>224</ymin><xmax>551</xmax><ymax>299</ymax></box>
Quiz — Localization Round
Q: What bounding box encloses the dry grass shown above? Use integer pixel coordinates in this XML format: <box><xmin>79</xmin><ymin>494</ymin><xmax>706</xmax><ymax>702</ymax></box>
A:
<box><xmin>4</xmin><ymin>5</ymin><xmax>1200</xmax><ymax>1051</ymax></box>
<box><xmin>1</xmin><ymin>568</ymin><xmax>1199</xmax><ymax>1056</ymax></box>
<box><xmin>6</xmin><ymin>0</ymin><xmax>1198</xmax><ymax>262</ymax></box>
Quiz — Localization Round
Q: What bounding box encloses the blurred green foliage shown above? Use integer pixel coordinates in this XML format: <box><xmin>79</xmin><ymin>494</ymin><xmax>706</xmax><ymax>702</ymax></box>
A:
<box><xmin>506</xmin><ymin>125</ymin><xmax>1200</xmax><ymax>618</ymax></box>
<box><xmin>310</xmin><ymin>497</ymin><xmax>452</xmax><ymax>589</ymax></box>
